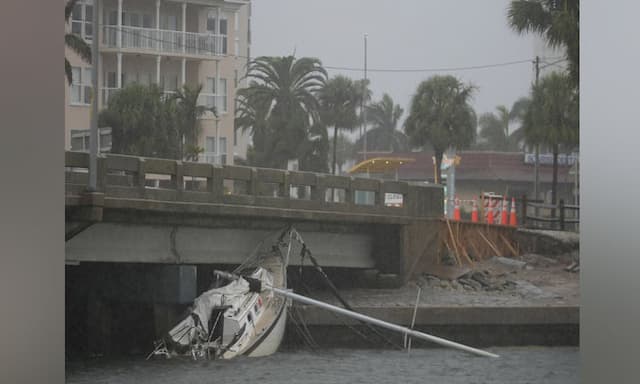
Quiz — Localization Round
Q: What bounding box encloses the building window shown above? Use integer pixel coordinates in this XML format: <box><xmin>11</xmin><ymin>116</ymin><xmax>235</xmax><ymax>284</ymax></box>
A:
<box><xmin>161</xmin><ymin>73</ymin><xmax>178</xmax><ymax>92</ymax></box>
<box><xmin>220</xmin><ymin>18</ymin><xmax>228</xmax><ymax>53</ymax></box>
<box><xmin>70</xmin><ymin>66</ymin><xmax>92</xmax><ymax>105</ymax></box>
<box><xmin>71</xmin><ymin>1</ymin><xmax>93</xmax><ymax>41</ymax></box>
<box><xmin>203</xmin><ymin>136</ymin><xmax>217</xmax><ymax>164</ymax></box>
<box><xmin>219</xmin><ymin>78</ymin><xmax>227</xmax><ymax>113</ymax></box>
<box><xmin>70</xmin><ymin>127</ymin><xmax>112</xmax><ymax>152</ymax></box>
<box><xmin>164</xmin><ymin>14</ymin><xmax>178</xmax><ymax>30</ymax></box>
<box><xmin>206</xmin><ymin>11</ymin><xmax>228</xmax><ymax>54</ymax></box>
<box><xmin>206</xmin><ymin>136</ymin><xmax>216</xmax><ymax>153</ymax></box>
<box><xmin>201</xmin><ymin>77</ymin><xmax>216</xmax><ymax>109</ymax></box>
<box><xmin>206</xmin><ymin>12</ymin><xmax>216</xmax><ymax>32</ymax></box>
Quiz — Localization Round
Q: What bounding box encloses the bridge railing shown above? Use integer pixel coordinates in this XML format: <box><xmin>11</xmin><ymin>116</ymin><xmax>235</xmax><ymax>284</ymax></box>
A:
<box><xmin>65</xmin><ymin>151</ymin><xmax>443</xmax><ymax>218</ymax></box>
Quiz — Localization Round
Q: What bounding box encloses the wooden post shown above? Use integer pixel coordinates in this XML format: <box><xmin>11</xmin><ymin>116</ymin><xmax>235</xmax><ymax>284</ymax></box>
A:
<box><xmin>559</xmin><ymin>199</ymin><xmax>565</xmax><ymax>231</ymax></box>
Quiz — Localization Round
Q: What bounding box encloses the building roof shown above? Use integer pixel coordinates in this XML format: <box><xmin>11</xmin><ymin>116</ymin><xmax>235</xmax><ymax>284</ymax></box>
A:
<box><xmin>355</xmin><ymin>150</ymin><xmax>574</xmax><ymax>184</ymax></box>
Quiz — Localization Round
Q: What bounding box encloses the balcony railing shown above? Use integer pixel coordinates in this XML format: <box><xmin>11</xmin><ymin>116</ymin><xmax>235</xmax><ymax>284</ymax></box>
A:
<box><xmin>102</xmin><ymin>25</ymin><xmax>226</xmax><ymax>57</ymax></box>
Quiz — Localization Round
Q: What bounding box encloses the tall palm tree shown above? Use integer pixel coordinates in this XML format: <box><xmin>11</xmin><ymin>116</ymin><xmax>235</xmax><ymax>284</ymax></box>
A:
<box><xmin>356</xmin><ymin>93</ymin><xmax>408</xmax><ymax>153</ymax></box>
<box><xmin>478</xmin><ymin>97</ymin><xmax>530</xmax><ymax>151</ymax></box>
<box><xmin>404</xmin><ymin>75</ymin><xmax>477</xmax><ymax>184</ymax></box>
<box><xmin>508</xmin><ymin>0</ymin><xmax>579</xmax><ymax>86</ymax></box>
<box><xmin>522</xmin><ymin>72</ymin><xmax>578</xmax><ymax>205</ymax></box>
<box><xmin>172</xmin><ymin>84</ymin><xmax>216</xmax><ymax>161</ymax></box>
<box><xmin>236</xmin><ymin>56</ymin><xmax>327</xmax><ymax>169</ymax></box>
<box><xmin>65</xmin><ymin>0</ymin><xmax>92</xmax><ymax>85</ymax></box>
<box><xmin>318</xmin><ymin>75</ymin><xmax>363</xmax><ymax>175</ymax></box>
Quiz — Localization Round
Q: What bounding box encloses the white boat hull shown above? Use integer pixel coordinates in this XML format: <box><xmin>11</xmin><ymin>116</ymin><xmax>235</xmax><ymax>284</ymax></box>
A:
<box><xmin>246</xmin><ymin>303</ymin><xmax>287</xmax><ymax>357</ymax></box>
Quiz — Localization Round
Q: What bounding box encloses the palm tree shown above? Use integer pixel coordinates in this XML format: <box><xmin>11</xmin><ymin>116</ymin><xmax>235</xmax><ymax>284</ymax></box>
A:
<box><xmin>235</xmin><ymin>81</ymin><xmax>272</xmax><ymax>166</ymax></box>
<box><xmin>404</xmin><ymin>75</ymin><xmax>477</xmax><ymax>184</ymax></box>
<box><xmin>328</xmin><ymin>134</ymin><xmax>356</xmax><ymax>174</ymax></box>
<box><xmin>318</xmin><ymin>75</ymin><xmax>363</xmax><ymax>175</ymax></box>
<box><xmin>65</xmin><ymin>0</ymin><xmax>91</xmax><ymax>85</ymax></box>
<box><xmin>478</xmin><ymin>97</ymin><xmax>530</xmax><ymax>151</ymax></box>
<box><xmin>507</xmin><ymin>0</ymin><xmax>579</xmax><ymax>86</ymax></box>
<box><xmin>172</xmin><ymin>84</ymin><xmax>216</xmax><ymax>161</ymax></box>
<box><xmin>522</xmin><ymin>72</ymin><xmax>578</xmax><ymax>205</ymax></box>
<box><xmin>236</xmin><ymin>56</ymin><xmax>327</xmax><ymax>169</ymax></box>
<box><xmin>356</xmin><ymin>93</ymin><xmax>408</xmax><ymax>153</ymax></box>
<box><xmin>478</xmin><ymin>111</ymin><xmax>509</xmax><ymax>151</ymax></box>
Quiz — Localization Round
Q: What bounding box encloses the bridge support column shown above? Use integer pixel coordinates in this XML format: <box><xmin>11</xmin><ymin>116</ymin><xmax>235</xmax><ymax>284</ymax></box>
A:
<box><xmin>399</xmin><ymin>220</ymin><xmax>442</xmax><ymax>283</ymax></box>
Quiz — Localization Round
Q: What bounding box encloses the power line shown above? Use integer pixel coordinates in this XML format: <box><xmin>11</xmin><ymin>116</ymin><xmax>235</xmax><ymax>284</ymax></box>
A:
<box><xmin>324</xmin><ymin>59</ymin><xmax>535</xmax><ymax>73</ymax></box>
<box><xmin>540</xmin><ymin>57</ymin><xmax>568</xmax><ymax>69</ymax></box>
<box><xmin>95</xmin><ymin>25</ymin><xmax>562</xmax><ymax>74</ymax></box>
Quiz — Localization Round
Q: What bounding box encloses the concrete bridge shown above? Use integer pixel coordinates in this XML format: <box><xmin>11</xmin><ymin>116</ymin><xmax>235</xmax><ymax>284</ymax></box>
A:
<box><xmin>65</xmin><ymin>151</ymin><xmax>444</xmax><ymax>278</ymax></box>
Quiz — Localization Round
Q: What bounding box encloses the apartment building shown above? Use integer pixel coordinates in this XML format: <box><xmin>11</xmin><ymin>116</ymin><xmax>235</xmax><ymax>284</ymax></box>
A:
<box><xmin>65</xmin><ymin>0</ymin><xmax>252</xmax><ymax>165</ymax></box>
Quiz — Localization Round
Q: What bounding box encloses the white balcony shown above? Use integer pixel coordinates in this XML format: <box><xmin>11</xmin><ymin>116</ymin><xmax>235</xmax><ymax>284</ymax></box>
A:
<box><xmin>101</xmin><ymin>25</ymin><xmax>227</xmax><ymax>57</ymax></box>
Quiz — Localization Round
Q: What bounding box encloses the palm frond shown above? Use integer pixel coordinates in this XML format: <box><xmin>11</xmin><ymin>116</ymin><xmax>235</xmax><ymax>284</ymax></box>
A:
<box><xmin>65</xmin><ymin>33</ymin><xmax>91</xmax><ymax>63</ymax></box>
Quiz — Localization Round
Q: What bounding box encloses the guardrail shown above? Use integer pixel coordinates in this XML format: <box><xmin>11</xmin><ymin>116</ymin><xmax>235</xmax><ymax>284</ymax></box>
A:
<box><xmin>65</xmin><ymin>151</ymin><xmax>443</xmax><ymax>219</ymax></box>
<box><xmin>520</xmin><ymin>195</ymin><xmax>579</xmax><ymax>231</ymax></box>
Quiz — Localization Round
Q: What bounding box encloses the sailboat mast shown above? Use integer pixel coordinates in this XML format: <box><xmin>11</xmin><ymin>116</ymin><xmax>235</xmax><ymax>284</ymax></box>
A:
<box><xmin>268</xmin><ymin>286</ymin><xmax>499</xmax><ymax>358</ymax></box>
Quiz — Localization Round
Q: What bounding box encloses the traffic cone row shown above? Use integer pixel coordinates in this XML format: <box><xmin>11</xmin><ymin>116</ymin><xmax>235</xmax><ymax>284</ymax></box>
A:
<box><xmin>451</xmin><ymin>196</ymin><xmax>518</xmax><ymax>227</ymax></box>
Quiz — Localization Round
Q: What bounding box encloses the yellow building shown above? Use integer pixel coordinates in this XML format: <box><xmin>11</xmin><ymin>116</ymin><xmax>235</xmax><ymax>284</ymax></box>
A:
<box><xmin>65</xmin><ymin>0</ymin><xmax>251</xmax><ymax>165</ymax></box>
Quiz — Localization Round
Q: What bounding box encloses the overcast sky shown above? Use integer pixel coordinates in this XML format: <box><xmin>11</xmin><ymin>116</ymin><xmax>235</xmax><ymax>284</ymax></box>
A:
<box><xmin>251</xmin><ymin>0</ymin><xmax>542</xmax><ymax>125</ymax></box>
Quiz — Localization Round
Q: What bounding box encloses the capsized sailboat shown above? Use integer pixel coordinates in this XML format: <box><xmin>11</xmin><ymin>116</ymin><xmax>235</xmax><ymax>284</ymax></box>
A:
<box><xmin>148</xmin><ymin>226</ymin><xmax>300</xmax><ymax>360</ymax></box>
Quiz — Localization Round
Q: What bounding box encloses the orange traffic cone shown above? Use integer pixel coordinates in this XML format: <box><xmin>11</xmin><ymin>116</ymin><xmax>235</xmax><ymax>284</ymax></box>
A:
<box><xmin>500</xmin><ymin>197</ymin><xmax>508</xmax><ymax>225</ymax></box>
<box><xmin>486</xmin><ymin>201</ymin><xmax>494</xmax><ymax>224</ymax></box>
<box><xmin>471</xmin><ymin>197</ymin><xmax>479</xmax><ymax>223</ymax></box>
<box><xmin>453</xmin><ymin>196</ymin><xmax>461</xmax><ymax>221</ymax></box>
<box><xmin>509</xmin><ymin>197</ymin><xmax>518</xmax><ymax>226</ymax></box>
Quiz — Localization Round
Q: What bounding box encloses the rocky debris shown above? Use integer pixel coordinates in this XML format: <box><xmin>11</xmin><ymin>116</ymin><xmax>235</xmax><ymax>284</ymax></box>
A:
<box><xmin>419</xmin><ymin>257</ymin><xmax>561</xmax><ymax>298</ymax></box>
<box><xmin>421</xmin><ymin>268</ymin><xmax>521</xmax><ymax>293</ymax></box>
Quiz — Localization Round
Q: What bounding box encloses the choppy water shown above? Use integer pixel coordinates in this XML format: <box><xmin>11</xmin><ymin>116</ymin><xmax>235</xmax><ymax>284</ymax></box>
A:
<box><xmin>66</xmin><ymin>347</ymin><xmax>578</xmax><ymax>384</ymax></box>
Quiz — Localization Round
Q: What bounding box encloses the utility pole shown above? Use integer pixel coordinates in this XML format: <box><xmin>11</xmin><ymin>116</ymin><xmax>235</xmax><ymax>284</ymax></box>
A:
<box><xmin>533</xmin><ymin>55</ymin><xmax>540</xmax><ymax>202</ymax></box>
<box><xmin>88</xmin><ymin>0</ymin><xmax>100</xmax><ymax>191</ymax></box>
<box><xmin>362</xmin><ymin>33</ymin><xmax>368</xmax><ymax>161</ymax></box>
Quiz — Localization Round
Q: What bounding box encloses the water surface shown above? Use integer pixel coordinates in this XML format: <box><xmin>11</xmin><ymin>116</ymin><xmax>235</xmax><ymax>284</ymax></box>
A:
<box><xmin>66</xmin><ymin>347</ymin><xmax>578</xmax><ymax>384</ymax></box>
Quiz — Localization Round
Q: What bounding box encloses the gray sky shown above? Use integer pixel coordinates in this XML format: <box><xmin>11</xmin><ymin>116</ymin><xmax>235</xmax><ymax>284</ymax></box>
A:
<box><xmin>251</xmin><ymin>0</ymin><xmax>540</xmax><ymax>124</ymax></box>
